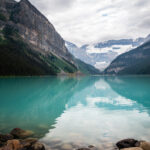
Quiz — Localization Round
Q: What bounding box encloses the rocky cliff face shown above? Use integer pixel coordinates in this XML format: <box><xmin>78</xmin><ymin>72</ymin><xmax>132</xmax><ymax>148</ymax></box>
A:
<box><xmin>0</xmin><ymin>0</ymin><xmax>16</xmax><ymax>16</ymax></box>
<box><xmin>0</xmin><ymin>0</ymin><xmax>100</xmax><ymax>75</ymax></box>
<box><xmin>1</xmin><ymin>0</ymin><xmax>73</xmax><ymax>62</ymax></box>
<box><xmin>104</xmin><ymin>40</ymin><xmax>150</xmax><ymax>75</ymax></box>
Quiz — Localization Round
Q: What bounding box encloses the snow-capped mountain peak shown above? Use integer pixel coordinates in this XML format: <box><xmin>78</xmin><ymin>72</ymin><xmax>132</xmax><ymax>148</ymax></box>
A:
<box><xmin>66</xmin><ymin>34</ymin><xmax>150</xmax><ymax>71</ymax></box>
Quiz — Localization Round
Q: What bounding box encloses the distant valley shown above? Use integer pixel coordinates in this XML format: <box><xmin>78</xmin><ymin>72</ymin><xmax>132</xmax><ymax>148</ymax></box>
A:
<box><xmin>66</xmin><ymin>35</ymin><xmax>150</xmax><ymax>71</ymax></box>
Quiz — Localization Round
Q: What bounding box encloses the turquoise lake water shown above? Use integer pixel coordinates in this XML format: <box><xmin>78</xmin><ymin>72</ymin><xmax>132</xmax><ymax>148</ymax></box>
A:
<box><xmin>0</xmin><ymin>76</ymin><xmax>150</xmax><ymax>149</ymax></box>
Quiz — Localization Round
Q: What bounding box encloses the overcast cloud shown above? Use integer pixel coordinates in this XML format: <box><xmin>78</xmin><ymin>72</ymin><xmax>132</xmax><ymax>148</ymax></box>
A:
<box><xmin>17</xmin><ymin>0</ymin><xmax>150</xmax><ymax>46</ymax></box>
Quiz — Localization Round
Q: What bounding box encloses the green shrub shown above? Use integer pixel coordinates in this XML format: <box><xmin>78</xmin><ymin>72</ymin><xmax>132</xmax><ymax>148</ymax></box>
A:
<box><xmin>0</xmin><ymin>13</ymin><xmax>6</xmax><ymax>21</ymax></box>
<box><xmin>2</xmin><ymin>25</ymin><xmax>18</xmax><ymax>37</ymax></box>
<box><xmin>0</xmin><ymin>36</ymin><xmax>2</xmax><ymax>43</ymax></box>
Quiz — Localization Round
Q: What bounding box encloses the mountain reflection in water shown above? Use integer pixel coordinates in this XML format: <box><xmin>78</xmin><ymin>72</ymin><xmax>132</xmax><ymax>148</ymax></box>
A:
<box><xmin>0</xmin><ymin>76</ymin><xmax>150</xmax><ymax>149</ymax></box>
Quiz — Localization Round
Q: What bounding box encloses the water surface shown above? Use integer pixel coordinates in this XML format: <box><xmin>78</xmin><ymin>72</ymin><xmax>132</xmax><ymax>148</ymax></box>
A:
<box><xmin>0</xmin><ymin>76</ymin><xmax>150</xmax><ymax>149</ymax></box>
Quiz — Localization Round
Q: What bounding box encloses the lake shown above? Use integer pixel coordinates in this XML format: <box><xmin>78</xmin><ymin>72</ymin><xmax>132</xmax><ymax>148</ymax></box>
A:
<box><xmin>0</xmin><ymin>76</ymin><xmax>150</xmax><ymax>150</ymax></box>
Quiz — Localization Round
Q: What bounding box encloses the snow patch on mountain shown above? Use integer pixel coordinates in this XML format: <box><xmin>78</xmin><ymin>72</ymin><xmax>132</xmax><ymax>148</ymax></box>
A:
<box><xmin>86</xmin><ymin>44</ymin><xmax>134</xmax><ymax>55</ymax></box>
<box><xmin>66</xmin><ymin>35</ymin><xmax>150</xmax><ymax>71</ymax></box>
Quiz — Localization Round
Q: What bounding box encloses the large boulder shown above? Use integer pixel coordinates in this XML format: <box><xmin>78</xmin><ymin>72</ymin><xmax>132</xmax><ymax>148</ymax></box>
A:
<box><xmin>7</xmin><ymin>139</ymin><xmax>22</xmax><ymax>150</ymax></box>
<box><xmin>10</xmin><ymin>128</ymin><xmax>34</xmax><ymax>139</ymax></box>
<box><xmin>116</xmin><ymin>139</ymin><xmax>138</xmax><ymax>149</ymax></box>
<box><xmin>139</xmin><ymin>141</ymin><xmax>150</xmax><ymax>150</ymax></box>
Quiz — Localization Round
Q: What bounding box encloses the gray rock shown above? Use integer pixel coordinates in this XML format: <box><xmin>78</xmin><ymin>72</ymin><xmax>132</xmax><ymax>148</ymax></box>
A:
<box><xmin>116</xmin><ymin>139</ymin><xmax>138</xmax><ymax>149</ymax></box>
<box><xmin>88</xmin><ymin>145</ymin><xmax>95</xmax><ymax>148</ymax></box>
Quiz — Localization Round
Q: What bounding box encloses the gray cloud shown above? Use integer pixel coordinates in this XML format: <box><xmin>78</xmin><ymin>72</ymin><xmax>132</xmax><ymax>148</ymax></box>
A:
<box><xmin>138</xmin><ymin>17</ymin><xmax>150</xmax><ymax>29</ymax></box>
<box><xmin>29</xmin><ymin>0</ymin><xmax>76</xmax><ymax>14</ymax></box>
<box><xmin>16</xmin><ymin>0</ymin><xmax>150</xmax><ymax>46</ymax></box>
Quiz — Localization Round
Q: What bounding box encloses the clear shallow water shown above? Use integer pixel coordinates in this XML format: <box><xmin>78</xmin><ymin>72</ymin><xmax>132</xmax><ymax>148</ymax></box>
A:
<box><xmin>0</xmin><ymin>76</ymin><xmax>150</xmax><ymax>149</ymax></box>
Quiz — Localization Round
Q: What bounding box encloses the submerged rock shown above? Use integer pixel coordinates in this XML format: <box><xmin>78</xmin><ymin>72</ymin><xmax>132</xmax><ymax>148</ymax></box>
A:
<box><xmin>10</xmin><ymin>128</ymin><xmax>34</xmax><ymax>139</ymax></box>
<box><xmin>88</xmin><ymin>145</ymin><xmax>95</xmax><ymax>148</ymax></box>
<box><xmin>116</xmin><ymin>139</ymin><xmax>138</xmax><ymax>149</ymax></box>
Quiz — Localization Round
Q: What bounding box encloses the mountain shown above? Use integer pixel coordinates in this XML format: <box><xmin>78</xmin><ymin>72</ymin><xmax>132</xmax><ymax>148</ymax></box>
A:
<box><xmin>104</xmin><ymin>40</ymin><xmax>150</xmax><ymax>75</ymax></box>
<box><xmin>0</xmin><ymin>0</ymin><xmax>99</xmax><ymax>76</ymax></box>
<box><xmin>66</xmin><ymin>36</ymin><xmax>150</xmax><ymax>71</ymax></box>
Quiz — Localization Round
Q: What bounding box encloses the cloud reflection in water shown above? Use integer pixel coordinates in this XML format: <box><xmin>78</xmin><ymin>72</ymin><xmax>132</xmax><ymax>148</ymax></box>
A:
<box><xmin>41</xmin><ymin>77</ymin><xmax>150</xmax><ymax>148</ymax></box>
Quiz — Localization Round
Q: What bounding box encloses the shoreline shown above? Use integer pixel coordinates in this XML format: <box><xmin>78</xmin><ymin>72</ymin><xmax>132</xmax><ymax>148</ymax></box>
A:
<box><xmin>0</xmin><ymin>74</ymin><xmax>150</xmax><ymax>78</ymax></box>
<box><xmin>0</xmin><ymin>128</ymin><xmax>150</xmax><ymax>150</ymax></box>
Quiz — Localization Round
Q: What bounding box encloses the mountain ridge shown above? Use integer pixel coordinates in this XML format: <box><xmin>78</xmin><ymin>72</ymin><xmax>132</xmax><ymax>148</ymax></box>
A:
<box><xmin>66</xmin><ymin>35</ymin><xmax>150</xmax><ymax>71</ymax></box>
<box><xmin>0</xmin><ymin>0</ymin><xmax>100</xmax><ymax>75</ymax></box>
<box><xmin>104</xmin><ymin>40</ymin><xmax>150</xmax><ymax>75</ymax></box>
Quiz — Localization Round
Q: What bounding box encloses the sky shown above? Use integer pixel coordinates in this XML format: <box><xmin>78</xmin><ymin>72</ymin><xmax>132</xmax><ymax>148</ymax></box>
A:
<box><xmin>17</xmin><ymin>0</ymin><xmax>150</xmax><ymax>46</ymax></box>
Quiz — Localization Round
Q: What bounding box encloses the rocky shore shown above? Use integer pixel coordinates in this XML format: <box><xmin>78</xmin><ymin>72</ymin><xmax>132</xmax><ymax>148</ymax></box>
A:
<box><xmin>0</xmin><ymin>128</ymin><xmax>150</xmax><ymax>150</ymax></box>
<box><xmin>0</xmin><ymin>128</ymin><xmax>45</xmax><ymax>150</ymax></box>
<box><xmin>116</xmin><ymin>139</ymin><xmax>150</xmax><ymax>150</ymax></box>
